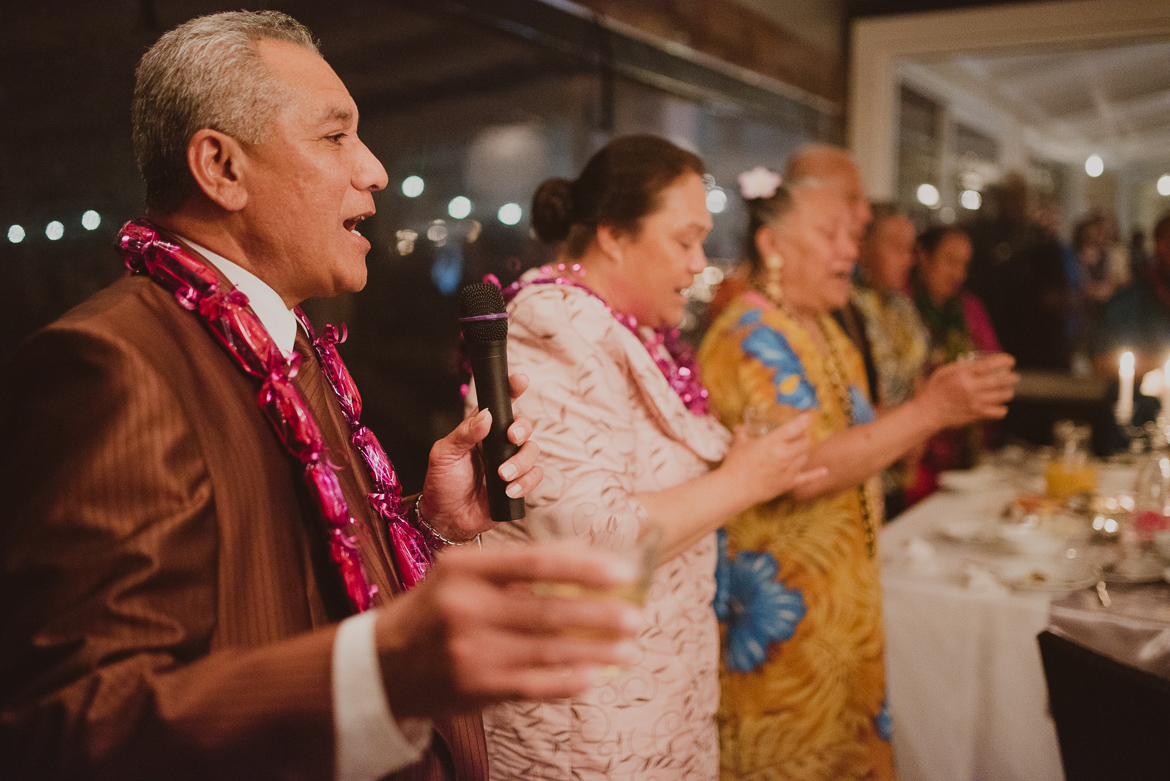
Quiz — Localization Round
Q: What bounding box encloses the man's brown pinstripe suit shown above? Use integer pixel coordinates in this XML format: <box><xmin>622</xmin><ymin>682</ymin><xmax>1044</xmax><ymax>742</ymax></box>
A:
<box><xmin>0</xmin><ymin>265</ymin><xmax>487</xmax><ymax>780</ymax></box>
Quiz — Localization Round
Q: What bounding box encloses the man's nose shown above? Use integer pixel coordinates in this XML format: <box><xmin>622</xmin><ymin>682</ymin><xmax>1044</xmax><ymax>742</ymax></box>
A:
<box><xmin>356</xmin><ymin>140</ymin><xmax>388</xmax><ymax>193</ymax></box>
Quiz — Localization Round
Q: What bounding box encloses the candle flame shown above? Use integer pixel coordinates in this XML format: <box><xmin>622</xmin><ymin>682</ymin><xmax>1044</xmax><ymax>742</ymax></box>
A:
<box><xmin>1121</xmin><ymin>351</ymin><xmax>1134</xmax><ymax>374</ymax></box>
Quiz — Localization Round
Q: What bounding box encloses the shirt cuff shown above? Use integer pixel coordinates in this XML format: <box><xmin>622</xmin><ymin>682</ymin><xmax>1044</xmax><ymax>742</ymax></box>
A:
<box><xmin>333</xmin><ymin>610</ymin><xmax>432</xmax><ymax>781</ymax></box>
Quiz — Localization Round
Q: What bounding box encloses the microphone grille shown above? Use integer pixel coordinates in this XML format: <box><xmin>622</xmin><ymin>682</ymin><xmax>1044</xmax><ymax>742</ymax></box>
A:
<box><xmin>459</xmin><ymin>282</ymin><xmax>509</xmax><ymax>343</ymax></box>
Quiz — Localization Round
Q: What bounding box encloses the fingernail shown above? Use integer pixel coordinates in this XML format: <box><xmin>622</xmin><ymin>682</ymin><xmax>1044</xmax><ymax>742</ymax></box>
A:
<box><xmin>585</xmin><ymin>666</ymin><xmax>608</xmax><ymax>687</ymax></box>
<box><xmin>506</xmin><ymin>482</ymin><xmax>523</xmax><ymax>498</ymax></box>
<box><xmin>620</xmin><ymin>607</ymin><xmax>645</xmax><ymax>633</ymax></box>
<box><xmin>500</xmin><ymin>463</ymin><xmax>518</xmax><ymax>480</ymax></box>
<box><xmin>606</xmin><ymin>558</ymin><xmax>638</xmax><ymax>583</ymax></box>
<box><xmin>614</xmin><ymin>640</ymin><xmax>639</xmax><ymax>664</ymax></box>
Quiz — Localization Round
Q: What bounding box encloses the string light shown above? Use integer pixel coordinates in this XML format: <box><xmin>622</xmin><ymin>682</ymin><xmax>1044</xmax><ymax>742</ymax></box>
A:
<box><xmin>706</xmin><ymin>188</ymin><xmax>727</xmax><ymax>213</ymax></box>
<box><xmin>401</xmin><ymin>176</ymin><xmax>424</xmax><ymax>197</ymax></box>
<box><xmin>916</xmin><ymin>184</ymin><xmax>940</xmax><ymax>207</ymax></box>
<box><xmin>498</xmin><ymin>203</ymin><xmax>522</xmax><ymax>226</ymax></box>
<box><xmin>448</xmin><ymin>196</ymin><xmax>472</xmax><ymax>219</ymax></box>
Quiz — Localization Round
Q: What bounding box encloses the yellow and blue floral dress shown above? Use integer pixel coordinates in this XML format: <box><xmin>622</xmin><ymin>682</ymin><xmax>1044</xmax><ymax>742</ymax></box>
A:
<box><xmin>698</xmin><ymin>292</ymin><xmax>895</xmax><ymax>781</ymax></box>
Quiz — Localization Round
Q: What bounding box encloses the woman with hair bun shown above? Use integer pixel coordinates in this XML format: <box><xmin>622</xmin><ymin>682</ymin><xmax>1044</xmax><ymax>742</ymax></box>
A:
<box><xmin>477</xmin><ymin>136</ymin><xmax>821</xmax><ymax>780</ymax></box>
<box><xmin>698</xmin><ymin>171</ymin><xmax>1017</xmax><ymax>780</ymax></box>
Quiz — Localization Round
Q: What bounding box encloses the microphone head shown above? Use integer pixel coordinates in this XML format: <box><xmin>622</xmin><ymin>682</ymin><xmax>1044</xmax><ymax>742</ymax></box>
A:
<box><xmin>459</xmin><ymin>282</ymin><xmax>509</xmax><ymax>344</ymax></box>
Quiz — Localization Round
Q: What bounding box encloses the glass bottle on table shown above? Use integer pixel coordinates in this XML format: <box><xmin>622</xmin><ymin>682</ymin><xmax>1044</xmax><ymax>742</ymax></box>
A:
<box><xmin>1131</xmin><ymin>429</ymin><xmax>1170</xmax><ymax>546</ymax></box>
<box><xmin>1045</xmin><ymin>420</ymin><xmax>1097</xmax><ymax>501</ymax></box>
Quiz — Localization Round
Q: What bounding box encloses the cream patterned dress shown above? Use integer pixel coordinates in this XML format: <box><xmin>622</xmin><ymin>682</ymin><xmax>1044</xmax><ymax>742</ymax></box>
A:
<box><xmin>476</xmin><ymin>279</ymin><xmax>730</xmax><ymax>780</ymax></box>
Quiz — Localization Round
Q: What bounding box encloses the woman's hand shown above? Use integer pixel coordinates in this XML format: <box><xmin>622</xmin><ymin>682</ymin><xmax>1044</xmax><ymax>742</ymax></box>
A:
<box><xmin>719</xmin><ymin>412</ymin><xmax>826</xmax><ymax>507</ymax></box>
<box><xmin>919</xmin><ymin>353</ymin><xmax>1018</xmax><ymax>430</ymax></box>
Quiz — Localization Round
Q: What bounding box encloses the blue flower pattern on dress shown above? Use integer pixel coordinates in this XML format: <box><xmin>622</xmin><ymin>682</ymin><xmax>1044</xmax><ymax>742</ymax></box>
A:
<box><xmin>713</xmin><ymin>529</ymin><xmax>731</xmax><ymax>619</ymax></box>
<box><xmin>875</xmin><ymin>700</ymin><xmax>893</xmax><ymax>741</ymax></box>
<box><xmin>849</xmin><ymin>384</ymin><xmax>875</xmax><ymax>425</ymax></box>
<box><xmin>739</xmin><ymin>321</ymin><xmax>818</xmax><ymax>411</ymax></box>
<box><xmin>713</xmin><ymin>529</ymin><xmax>807</xmax><ymax>673</ymax></box>
<box><xmin>735</xmin><ymin>309</ymin><xmax>763</xmax><ymax>328</ymax></box>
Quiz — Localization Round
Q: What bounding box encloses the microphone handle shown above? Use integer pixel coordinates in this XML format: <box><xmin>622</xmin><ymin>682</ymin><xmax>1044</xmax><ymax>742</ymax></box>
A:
<box><xmin>467</xmin><ymin>339</ymin><xmax>526</xmax><ymax>522</ymax></box>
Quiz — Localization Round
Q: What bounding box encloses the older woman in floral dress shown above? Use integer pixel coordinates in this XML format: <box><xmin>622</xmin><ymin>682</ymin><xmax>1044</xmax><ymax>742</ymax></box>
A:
<box><xmin>699</xmin><ymin>169</ymin><xmax>1017</xmax><ymax>780</ymax></box>
<box><xmin>475</xmin><ymin>137</ymin><xmax>821</xmax><ymax>780</ymax></box>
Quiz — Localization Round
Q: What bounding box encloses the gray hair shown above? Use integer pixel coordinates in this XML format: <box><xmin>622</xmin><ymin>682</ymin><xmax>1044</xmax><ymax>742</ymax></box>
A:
<box><xmin>742</xmin><ymin>175</ymin><xmax>829</xmax><ymax>270</ymax></box>
<box><xmin>132</xmin><ymin>11</ymin><xmax>319</xmax><ymax>214</ymax></box>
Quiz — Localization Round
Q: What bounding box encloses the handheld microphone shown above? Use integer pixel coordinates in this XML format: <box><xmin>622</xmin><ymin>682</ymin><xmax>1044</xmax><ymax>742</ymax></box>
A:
<box><xmin>459</xmin><ymin>282</ymin><xmax>526</xmax><ymax>522</ymax></box>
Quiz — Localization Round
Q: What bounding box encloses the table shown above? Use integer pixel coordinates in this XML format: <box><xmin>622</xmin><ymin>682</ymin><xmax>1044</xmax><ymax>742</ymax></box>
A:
<box><xmin>1049</xmin><ymin>585</ymin><xmax>1170</xmax><ymax>680</ymax></box>
<box><xmin>879</xmin><ymin>462</ymin><xmax>1163</xmax><ymax>781</ymax></box>
<box><xmin>882</xmin><ymin>483</ymin><xmax>1062</xmax><ymax>781</ymax></box>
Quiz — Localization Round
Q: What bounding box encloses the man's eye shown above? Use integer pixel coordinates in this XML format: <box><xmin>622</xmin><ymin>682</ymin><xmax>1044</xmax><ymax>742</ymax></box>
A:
<box><xmin>326</xmin><ymin>133</ymin><xmax>346</xmax><ymax>144</ymax></box>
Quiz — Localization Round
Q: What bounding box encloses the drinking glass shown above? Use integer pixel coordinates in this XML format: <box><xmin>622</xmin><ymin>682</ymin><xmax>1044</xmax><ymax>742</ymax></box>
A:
<box><xmin>528</xmin><ymin>515</ymin><xmax>663</xmax><ymax>609</ymax></box>
<box><xmin>743</xmin><ymin>402</ymin><xmax>786</xmax><ymax>438</ymax></box>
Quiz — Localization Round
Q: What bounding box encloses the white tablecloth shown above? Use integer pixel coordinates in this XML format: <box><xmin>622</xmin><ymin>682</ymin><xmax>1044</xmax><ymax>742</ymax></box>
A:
<box><xmin>880</xmin><ymin>463</ymin><xmax>1168</xmax><ymax>780</ymax></box>
<box><xmin>881</xmin><ymin>484</ymin><xmax>1064</xmax><ymax>781</ymax></box>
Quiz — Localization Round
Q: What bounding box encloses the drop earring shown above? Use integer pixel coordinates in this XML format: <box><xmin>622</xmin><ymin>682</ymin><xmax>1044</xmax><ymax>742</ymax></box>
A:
<box><xmin>763</xmin><ymin>253</ymin><xmax>783</xmax><ymax>304</ymax></box>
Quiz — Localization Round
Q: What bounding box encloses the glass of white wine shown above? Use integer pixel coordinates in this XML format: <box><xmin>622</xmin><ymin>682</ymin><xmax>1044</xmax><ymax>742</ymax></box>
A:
<box><xmin>526</xmin><ymin>513</ymin><xmax>662</xmax><ymax>678</ymax></box>
<box><xmin>529</xmin><ymin>518</ymin><xmax>663</xmax><ymax>608</ymax></box>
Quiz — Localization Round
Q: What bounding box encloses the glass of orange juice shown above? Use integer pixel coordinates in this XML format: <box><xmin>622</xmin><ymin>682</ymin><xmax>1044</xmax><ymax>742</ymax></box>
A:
<box><xmin>1046</xmin><ymin>420</ymin><xmax>1097</xmax><ymax>500</ymax></box>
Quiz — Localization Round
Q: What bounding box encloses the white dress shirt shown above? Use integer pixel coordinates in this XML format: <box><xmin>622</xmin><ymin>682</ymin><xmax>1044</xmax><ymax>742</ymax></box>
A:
<box><xmin>185</xmin><ymin>239</ymin><xmax>432</xmax><ymax>781</ymax></box>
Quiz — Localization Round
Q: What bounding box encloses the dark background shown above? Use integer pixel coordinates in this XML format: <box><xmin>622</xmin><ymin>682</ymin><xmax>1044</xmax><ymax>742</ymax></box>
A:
<box><xmin>0</xmin><ymin>0</ymin><xmax>1039</xmax><ymax>488</ymax></box>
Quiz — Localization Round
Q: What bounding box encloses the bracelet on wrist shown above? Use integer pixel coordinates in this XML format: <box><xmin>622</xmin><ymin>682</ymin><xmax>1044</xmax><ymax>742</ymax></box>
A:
<box><xmin>413</xmin><ymin>494</ymin><xmax>481</xmax><ymax>547</ymax></box>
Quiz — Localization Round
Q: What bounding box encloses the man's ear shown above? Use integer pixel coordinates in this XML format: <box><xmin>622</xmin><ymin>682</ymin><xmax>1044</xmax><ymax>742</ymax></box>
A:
<box><xmin>187</xmin><ymin>129</ymin><xmax>248</xmax><ymax>212</ymax></box>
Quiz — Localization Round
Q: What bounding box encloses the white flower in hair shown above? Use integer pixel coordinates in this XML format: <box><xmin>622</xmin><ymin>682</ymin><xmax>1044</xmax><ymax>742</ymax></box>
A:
<box><xmin>738</xmin><ymin>167</ymin><xmax>782</xmax><ymax>200</ymax></box>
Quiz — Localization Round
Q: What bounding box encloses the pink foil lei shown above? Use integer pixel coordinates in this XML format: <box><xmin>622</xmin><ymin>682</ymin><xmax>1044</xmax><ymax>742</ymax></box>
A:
<box><xmin>296</xmin><ymin>312</ymin><xmax>432</xmax><ymax>589</ymax></box>
<box><xmin>118</xmin><ymin>219</ymin><xmax>430</xmax><ymax>611</ymax></box>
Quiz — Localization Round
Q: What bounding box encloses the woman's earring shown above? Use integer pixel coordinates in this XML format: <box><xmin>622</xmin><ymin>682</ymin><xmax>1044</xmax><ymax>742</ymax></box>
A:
<box><xmin>764</xmin><ymin>253</ymin><xmax>783</xmax><ymax>304</ymax></box>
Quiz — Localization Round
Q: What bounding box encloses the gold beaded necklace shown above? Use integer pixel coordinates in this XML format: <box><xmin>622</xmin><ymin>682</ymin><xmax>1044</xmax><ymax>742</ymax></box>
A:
<box><xmin>814</xmin><ymin>317</ymin><xmax>878</xmax><ymax>559</ymax></box>
<box><xmin>752</xmin><ymin>275</ymin><xmax>877</xmax><ymax>559</ymax></box>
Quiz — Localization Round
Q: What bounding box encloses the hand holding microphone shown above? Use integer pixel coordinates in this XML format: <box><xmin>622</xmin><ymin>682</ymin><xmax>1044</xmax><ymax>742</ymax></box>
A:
<box><xmin>416</xmin><ymin>284</ymin><xmax>537</xmax><ymax>539</ymax></box>
<box><xmin>459</xmin><ymin>282</ymin><xmax>528</xmax><ymax>522</ymax></box>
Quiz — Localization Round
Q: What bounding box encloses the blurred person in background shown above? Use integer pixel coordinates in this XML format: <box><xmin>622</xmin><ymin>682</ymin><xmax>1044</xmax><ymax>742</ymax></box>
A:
<box><xmin>1035</xmin><ymin>200</ymin><xmax>1085</xmax><ymax>360</ymax></box>
<box><xmin>1074</xmin><ymin>213</ymin><xmax>1126</xmax><ymax>308</ymax></box>
<box><xmin>851</xmin><ymin>203</ymin><xmax>929</xmax><ymax>516</ymax></box>
<box><xmin>907</xmin><ymin>226</ymin><xmax>1002</xmax><ymax>504</ymax></box>
<box><xmin>1129</xmin><ymin>228</ymin><xmax>1151</xmax><ymax>280</ymax></box>
<box><xmin>1090</xmin><ymin>212</ymin><xmax>1170</xmax><ymax>380</ymax></box>
<box><xmin>475</xmin><ymin>136</ymin><xmax>822</xmax><ymax>781</ymax></box>
<box><xmin>785</xmin><ymin>144</ymin><xmax>879</xmax><ymax>400</ymax></box>
<box><xmin>967</xmin><ymin>172</ymin><xmax>1072</xmax><ymax>370</ymax></box>
<box><xmin>699</xmin><ymin>171</ymin><xmax>1016</xmax><ymax>780</ymax></box>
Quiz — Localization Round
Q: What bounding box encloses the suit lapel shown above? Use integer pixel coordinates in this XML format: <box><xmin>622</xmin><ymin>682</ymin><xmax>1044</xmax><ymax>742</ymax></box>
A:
<box><xmin>291</xmin><ymin>330</ymin><xmax>404</xmax><ymax>601</ymax></box>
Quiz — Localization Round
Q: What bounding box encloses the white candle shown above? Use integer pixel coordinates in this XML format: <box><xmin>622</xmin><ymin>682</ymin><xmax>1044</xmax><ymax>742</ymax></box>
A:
<box><xmin>1117</xmin><ymin>351</ymin><xmax>1134</xmax><ymax>425</ymax></box>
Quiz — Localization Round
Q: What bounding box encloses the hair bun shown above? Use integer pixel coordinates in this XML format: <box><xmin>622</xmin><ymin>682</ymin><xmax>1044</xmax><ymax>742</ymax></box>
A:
<box><xmin>531</xmin><ymin>177</ymin><xmax>574</xmax><ymax>243</ymax></box>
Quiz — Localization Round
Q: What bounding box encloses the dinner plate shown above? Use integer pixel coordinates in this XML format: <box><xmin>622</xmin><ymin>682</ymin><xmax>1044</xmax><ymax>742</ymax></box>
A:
<box><xmin>938</xmin><ymin>467</ymin><xmax>998</xmax><ymax>492</ymax></box>
<box><xmin>935</xmin><ymin>518</ymin><xmax>996</xmax><ymax>544</ymax></box>
<box><xmin>989</xmin><ymin>558</ymin><xmax>1100</xmax><ymax>593</ymax></box>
